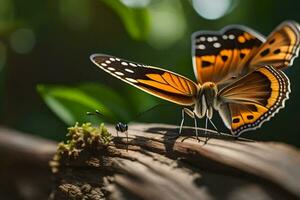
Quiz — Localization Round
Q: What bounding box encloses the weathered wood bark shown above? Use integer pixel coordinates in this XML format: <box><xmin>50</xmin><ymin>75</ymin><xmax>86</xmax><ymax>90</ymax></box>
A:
<box><xmin>48</xmin><ymin>123</ymin><xmax>300</xmax><ymax>200</ymax></box>
<box><xmin>0</xmin><ymin>127</ymin><xmax>56</xmax><ymax>200</ymax></box>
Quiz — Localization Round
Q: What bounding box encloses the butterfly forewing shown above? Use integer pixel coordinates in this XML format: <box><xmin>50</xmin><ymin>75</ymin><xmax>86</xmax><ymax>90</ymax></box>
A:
<box><xmin>192</xmin><ymin>26</ymin><xmax>264</xmax><ymax>85</ymax></box>
<box><xmin>218</xmin><ymin>66</ymin><xmax>290</xmax><ymax>135</ymax></box>
<box><xmin>249</xmin><ymin>21</ymin><xmax>300</xmax><ymax>69</ymax></box>
<box><xmin>90</xmin><ymin>54</ymin><xmax>198</xmax><ymax>106</ymax></box>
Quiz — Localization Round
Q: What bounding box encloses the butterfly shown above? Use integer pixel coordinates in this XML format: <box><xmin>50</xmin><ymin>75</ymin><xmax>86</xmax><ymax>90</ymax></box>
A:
<box><xmin>90</xmin><ymin>21</ymin><xmax>300</xmax><ymax>137</ymax></box>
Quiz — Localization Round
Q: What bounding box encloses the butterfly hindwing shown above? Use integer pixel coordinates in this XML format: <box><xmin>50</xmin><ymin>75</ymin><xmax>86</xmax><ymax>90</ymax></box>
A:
<box><xmin>90</xmin><ymin>54</ymin><xmax>198</xmax><ymax>106</ymax></box>
<box><xmin>192</xmin><ymin>25</ymin><xmax>264</xmax><ymax>85</ymax></box>
<box><xmin>250</xmin><ymin>21</ymin><xmax>300</xmax><ymax>69</ymax></box>
<box><xmin>218</xmin><ymin>66</ymin><xmax>290</xmax><ymax>135</ymax></box>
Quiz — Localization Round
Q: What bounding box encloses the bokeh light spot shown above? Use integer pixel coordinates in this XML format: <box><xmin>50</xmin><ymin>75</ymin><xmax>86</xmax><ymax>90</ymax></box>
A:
<box><xmin>120</xmin><ymin>0</ymin><xmax>151</xmax><ymax>8</ymax></box>
<box><xmin>192</xmin><ymin>0</ymin><xmax>235</xmax><ymax>20</ymax></box>
<box><xmin>10</xmin><ymin>28</ymin><xmax>36</xmax><ymax>54</ymax></box>
<box><xmin>147</xmin><ymin>0</ymin><xmax>186</xmax><ymax>49</ymax></box>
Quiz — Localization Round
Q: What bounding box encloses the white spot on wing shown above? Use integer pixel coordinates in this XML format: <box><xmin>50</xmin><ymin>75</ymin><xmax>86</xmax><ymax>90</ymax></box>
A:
<box><xmin>222</xmin><ymin>35</ymin><xmax>228</xmax><ymax>39</ymax></box>
<box><xmin>109</xmin><ymin>57</ymin><xmax>116</xmax><ymax>61</ymax></box>
<box><xmin>129</xmin><ymin>63</ymin><xmax>137</xmax><ymax>67</ymax></box>
<box><xmin>101</xmin><ymin>63</ymin><xmax>107</xmax><ymax>67</ymax></box>
<box><xmin>207</xmin><ymin>37</ymin><xmax>213</xmax><ymax>42</ymax></box>
<box><xmin>105</xmin><ymin>60</ymin><xmax>111</xmax><ymax>64</ymax></box>
<box><xmin>125</xmin><ymin>78</ymin><xmax>138</xmax><ymax>83</ymax></box>
<box><xmin>213</xmin><ymin>42</ymin><xmax>221</xmax><ymax>48</ymax></box>
<box><xmin>116</xmin><ymin>58</ymin><xmax>121</xmax><ymax>61</ymax></box>
<box><xmin>197</xmin><ymin>44</ymin><xmax>206</xmax><ymax>50</ymax></box>
<box><xmin>115</xmin><ymin>71</ymin><xmax>124</xmax><ymax>76</ymax></box>
<box><xmin>121</xmin><ymin>62</ymin><xmax>128</xmax><ymax>66</ymax></box>
<box><xmin>125</xmin><ymin>68</ymin><xmax>134</xmax><ymax>73</ymax></box>
<box><xmin>200</xmin><ymin>37</ymin><xmax>206</xmax><ymax>41</ymax></box>
<box><xmin>229</xmin><ymin>34</ymin><xmax>235</xmax><ymax>39</ymax></box>
<box><xmin>108</xmin><ymin>67</ymin><xmax>115</xmax><ymax>71</ymax></box>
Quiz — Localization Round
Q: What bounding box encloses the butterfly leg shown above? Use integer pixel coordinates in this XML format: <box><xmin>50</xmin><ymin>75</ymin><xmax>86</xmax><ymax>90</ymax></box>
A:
<box><xmin>179</xmin><ymin>108</ymin><xmax>198</xmax><ymax>140</ymax></box>
<box><xmin>179</xmin><ymin>109</ymin><xmax>186</xmax><ymax>135</ymax></box>
<box><xmin>204</xmin><ymin>116</ymin><xmax>209</xmax><ymax>143</ymax></box>
<box><xmin>193</xmin><ymin>114</ymin><xmax>199</xmax><ymax>141</ymax></box>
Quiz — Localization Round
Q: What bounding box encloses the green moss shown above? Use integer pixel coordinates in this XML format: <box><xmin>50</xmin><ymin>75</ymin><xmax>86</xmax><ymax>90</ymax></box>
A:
<box><xmin>50</xmin><ymin>122</ymin><xmax>112</xmax><ymax>173</ymax></box>
<box><xmin>66</xmin><ymin>122</ymin><xmax>112</xmax><ymax>146</ymax></box>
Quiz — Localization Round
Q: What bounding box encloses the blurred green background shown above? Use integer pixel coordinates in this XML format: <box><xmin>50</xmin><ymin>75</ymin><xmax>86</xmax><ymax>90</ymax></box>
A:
<box><xmin>0</xmin><ymin>0</ymin><xmax>300</xmax><ymax>146</ymax></box>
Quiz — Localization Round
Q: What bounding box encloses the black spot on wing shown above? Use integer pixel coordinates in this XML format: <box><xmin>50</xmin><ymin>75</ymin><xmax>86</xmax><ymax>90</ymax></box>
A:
<box><xmin>221</xmin><ymin>55</ymin><xmax>228</xmax><ymax>62</ymax></box>
<box><xmin>269</xmin><ymin>38</ymin><xmax>275</xmax><ymax>44</ymax></box>
<box><xmin>202</xmin><ymin>61</ymin><xmax>212</xmax><ymax>68</ymax></box>
<box><xmin>273</xmin><ymin>49</ymin><xmax>281</xmax><ymax>54</ymax></box>
<box><xmin>240</xmin><ymin>53</ymin><xmax>246</xmax><ymax>59</ymax></box>
<box><xmin>260</xmin><ymin>48</ymin><xmax>270</xmax><ymax>57</ymax></box>
<box><xmin>233</xmin><ymin>118</ymin><xmax>240</xmax><ymax>123</ymax></box>
<box><xmin>247</xmin><ymin>115</ymin><xmax>254</xmax><ymax>120</ymax></box>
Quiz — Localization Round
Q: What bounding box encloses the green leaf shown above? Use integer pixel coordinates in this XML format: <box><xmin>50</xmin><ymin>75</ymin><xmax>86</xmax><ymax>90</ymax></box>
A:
<box><xmin>37</xmin><ymin>83</ymin><xmax>131</xmax><ymax>125</ymax></box>
<box><xmin>102</xmin><ymin>0</ymin><xmax>150</xmax><ymax>40</ymax></box>
<box><xmin>78</xmin><ymin>83</ymin><xmax>132</xmax><ymax>121</ymax></box>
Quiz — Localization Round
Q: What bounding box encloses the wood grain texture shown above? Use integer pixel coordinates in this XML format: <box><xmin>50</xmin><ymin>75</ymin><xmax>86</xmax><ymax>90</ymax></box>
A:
<box><xmin>49</xmin><ymin>123</ymin><xmax>300</xmax><ymax>200</ymax></box>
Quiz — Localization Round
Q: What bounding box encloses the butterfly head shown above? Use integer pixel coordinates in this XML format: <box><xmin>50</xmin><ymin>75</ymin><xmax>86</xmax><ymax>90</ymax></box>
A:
<box><xmin>200</xmin><ymin>82</ymin><xmax>218</xmax><ymax>102</ymax></box>
<box><xmin>200</xmin><ymin>82</ymin><xmax>218</xmax><ymax>99</ymax></box>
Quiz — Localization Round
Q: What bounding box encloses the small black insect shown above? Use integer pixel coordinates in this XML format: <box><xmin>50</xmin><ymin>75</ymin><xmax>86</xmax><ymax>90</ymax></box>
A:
<box><xmin>87</xmin><ymin>105</ymin><xmax>163</xmax><ymax>147</ymax></box>
<box><xmin>115</xmin><ymin>122</ymin><xmax>128</xmax><ymax>137</ymax></box>
<box><xmin>86</xmin><ymin>110</ymin><xmax>129</xmax><ymax>143</ymax></box>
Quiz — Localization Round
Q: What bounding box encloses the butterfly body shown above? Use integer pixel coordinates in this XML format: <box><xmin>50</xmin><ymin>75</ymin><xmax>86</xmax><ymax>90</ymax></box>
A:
<box><xmin>193</xmin><ymin>82</ymin><xmax>218</xmax><ymax>119</ymax></box>
<box><xmin>91</xmin><ymin>21</ymin><xmax>300</xmax><ymax>136</ymax></box>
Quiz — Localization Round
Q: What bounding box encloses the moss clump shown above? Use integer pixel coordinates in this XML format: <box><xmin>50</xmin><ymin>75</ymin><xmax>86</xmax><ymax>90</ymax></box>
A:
<box><xmin>50</xmin><ymin>122</ymin><xmax>112</xmax><ymax>173</ymax></box>
<box><xmin>66</xmin><ymin>122</ymin><xmax>112</xmax><ymax>147</ymax></box>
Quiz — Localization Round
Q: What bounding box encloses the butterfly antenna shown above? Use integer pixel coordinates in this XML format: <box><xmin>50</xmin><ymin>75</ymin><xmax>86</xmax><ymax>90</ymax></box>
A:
<box><xmin>133</xmin><ymin>102</ymin><xmax>168</xmax><ymax>121</ymax></box>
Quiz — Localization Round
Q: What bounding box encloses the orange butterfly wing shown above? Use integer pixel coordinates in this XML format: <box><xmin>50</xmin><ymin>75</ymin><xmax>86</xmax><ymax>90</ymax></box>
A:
<box><xmin>192</xmin><ymin>21</ymin><xmax>300</xmax><ymax>87</ymax></box>
<box><xmin>90</xmin><ymin>54</ymin><xmax>198</xmax><ymax>106</ymax></box>
<box><xmin>250</xmin><ymin>21</ymin><xmax>300</xmax><ymax>69</ymax></box>
<box><xmin>192</xmin><ymin>25</ymin><xmax>264</xmax><ymax>85</ymax></box>
<box><xmin>218</xmin><ymin>66</ymin><xmax>290</xmax><ymax>135</ymax></box>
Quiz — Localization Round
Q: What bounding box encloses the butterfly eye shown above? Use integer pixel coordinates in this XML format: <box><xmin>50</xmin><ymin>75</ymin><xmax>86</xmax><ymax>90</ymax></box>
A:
<box><xmin>209</xmin><ymin>83</ymin><xmax>214</xmax><ymax>88</ymax></box>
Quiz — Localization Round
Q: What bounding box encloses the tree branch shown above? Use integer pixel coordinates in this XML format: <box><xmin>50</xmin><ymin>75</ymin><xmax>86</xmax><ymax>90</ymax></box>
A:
<box><xmin>49</xmin><ymin>123</ymin><xmax>300</xmax><ymax>200</ymax></box>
